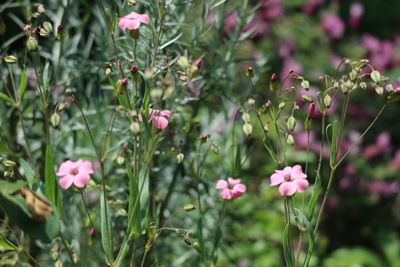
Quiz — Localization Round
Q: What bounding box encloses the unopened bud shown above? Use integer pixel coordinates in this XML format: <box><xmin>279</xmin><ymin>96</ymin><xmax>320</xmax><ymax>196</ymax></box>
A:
<box><xmin>130</xmin><ymin>29</ymin><xmax>140</xmax><ymax>39</ymax></box>
<box><xmin>184</xmin><ymin>237</ymin><xmax>191</xmax><ymax>245</ymax></box>
<box><xmin>90</xmin><ymin>228</ymin><xmax>96</xmax><ymax>237</ymax></box>
<box><xmin>105</xmin><ymin>68</ymin><xmax>112</xmax><ymax>77</ymax></box>
<box><xmin>39</xmin><ymin>28</ymin><xmax>49</xmax><ymax>37</ymax></box>
<box><xmin>198</xmin><ymin>134</ymin><xmax>208</xmax><ymax>144</ymax></box>
<box><xmin>57</xmin><ymin>24</ymin><xmax>66</xmax><ymax>40</ymax></box>
<box><xmin>5</xmin><ymin>55</ymin><xmax>18</xmax><ymax>64</ymax></box>
<box><xmin>370</xmin><ymin>70</ymin><xmax>381</xmax><ymax>83</ymax></box>
<box><xmin>246</xmin><ymin>67</ymin><xmax>254</xmax><ymax>78</ymax></box>
<box><xmin>247</xmin><ymin>98</ymin><xmax>255</xmax><ymax>105</ymax></box>
<box><xmin>4</xmin><ymin>160</ymin><xmax>16</xmax><ymax>167</ymax></box>
<box><xmin>116</xmin><ymin>78</ymin><xmax>128</xmax><ymax>94</ymax></box>
<box><xmin>27</xmin><ymin>36</ymin><xmax>38</xmax><ymax>52</ymax></box>
<box><xmin>177</xmin><ymin>153</ymin><xmax>184</xmax><ymax>164</ymax></box>
<box><xmin>242</xmin><ymin>112</ymin><xmax>250</xmax><ymax>123</ymax></box>
<box><xmin>243</xmin><ymin>123</ymin><xmax>253</xmax><ymax>136</ymax></box>
<box><xmin>286</xmin><ymin>134</ymin><xmax>295</xmax><ymax>145</ymax></box>
<box><xmin>349</xmin><ymin>69</ymin><xmax>357</xmax><ymax>81</ymax></box>
<box><xmin>287</xmin><ymin>116</ymin><xmax>296</xmax><ymax>131</ymax></box>
<box><xmin>212</xmin><ymin>145</ymin><xmax>220</xmax><ymax>154</ymax></box>
<box><xmin>117</xmin><ymin>156</ymin><xmax>125</xmax><ymax>165</ymax></box>
<box><xmin>37</xmin><ymin>4</ymin><xmax>45</xmax><ymax>14</ymax></box>
<box><xmin>51</xmin><ymin>113</ymin><xmax>61</xmax><ymax>128</ymax></box>
<box><xmin>184</xmin><ymin>204</ymin><xmax>196</xmax><ymax>212</ymax></box>
<box><xmin>360</xmin><ymin>82</ymin><xmax>367</xmax><ymax>90</ymax></box>
<box><xmin>301</xmin><ymin>94</ymin><xmax>313</xmax><ymax>103</ymax></box>
<box><xmin>308</xmin><ymin>103</ymin><xmax>315</xmax><ymax>119</ymax></box>
<box><xmin>195</xmin><ymin>58</ymin><xmax>202</xmax><ymax>69</ymax></box>
<box><xmin>386</xmin><ymin>84</ymin><xmax>394</xmax><ymax>94</ymax></box>
<box><xmin>130</xmin><ymin>122</ymin><xmax>141</xmax><ymax>134</ymax></box>
<box><xmin>278</xmin><ymin>102</ymin><xmax>286</xmax><ymax>109</ymax></box>
<box><xmin>43</xmin><ymin>22</ymin><xmax>53</xmax><ymax>34</ymax></box>
<box><xmin>323</xmin><ymin>95</ymin><xmax>332</xmax><ymax>109</ymax></box>
<box><xmin>193</xmin><ymin>242</ymin><xmax>202</xmax><ymax>253</ymax></box>
<box><xmin>55</xmin><ymin>260</ymin><xmax>63</xmax><ymax>267</ymax></box>
<box><xmin>304</xmin><ymin>118</ymin><xmax>314</xmax><ymax>131</ymax></box>
<box><xmin>301</xmin><ymin>80</ymin><xmax>309</xmax><ymax>90</ymax></box>
<box><xmin>375</xmin><ymin>86</ymin><xmax>383</xmax><ymax>96</ymax></box>
<box><xmin>127</xmin><ymin>0</ymin><xmax>137</xmax><ymax>5</ymax></box>
<box><xmin>269</xmin><ymin>73</ymin><xmax>279</xmax><ymax>91</ymax></box>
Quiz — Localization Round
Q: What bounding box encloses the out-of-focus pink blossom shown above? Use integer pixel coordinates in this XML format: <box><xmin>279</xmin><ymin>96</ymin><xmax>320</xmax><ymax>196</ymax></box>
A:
<box><xmin>303</xmin><ymin>0</ymin><xmax>323</xmax><ymax>15</ymax></box>
<box><xmin>349</xmin><ymin>2</ymin><xmax>364</xmax><ymax>29</ymax></box>
<box><xmin>387</xmin><ymin>150</ymin><xmax>400</xmax><ymax>170</ymax></box>
<box><xmin>278</xmin><ymin>37</ymin><xmax>296</xmax><ymax>58</ymax></box>
<box><xmin>56</xmin><ymin>160</ymin><xmax>94</xmax><ymax>189</ymax></box>
<box><xmin>362</xmin><ymin>34</ymin><xmax>395</xmax><ymax>72</ymax></box>
<box><xmin>322</xmin><ymin>13</ymin><xmax>345</xmax><ymax>41</ymax></box>
<box><xmin>363</xmin><ymin>132</ymin><xmax>392</xmax><ymax>160</ymax></box>
<box><xmin>138</xmin><ymin>108</ymin><xmax>173</xmax><ymax>129</ymax></box>
<box><xmin>118</xmin><ymin>12</ymin><xmax>150</xmax><ymax>30</ymax></box>
<box><xmin>260</xmin><ymin>0</ymin><xmax>284</xmax><ymax>21</ymax></box>
<box><xmin>270</xmin><ymin>165</ymin><xmax>308</xmax><ymax>196</ymax></box>
<box><xmin>216</xmin><ymin>178</ymin><xmax>246</xmax><ymax>200</ymax></box>
<box><xmin>368</xmin><ymin>179</ymin><xmax>400</xmax><ymax>200</ymax></box>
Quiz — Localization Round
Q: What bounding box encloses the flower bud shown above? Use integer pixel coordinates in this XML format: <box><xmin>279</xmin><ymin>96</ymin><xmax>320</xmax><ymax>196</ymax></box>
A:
<box><xmin>55</xmin><ymin>260</ymin><xmax>63</xmax><ymax>267</ymax></box>
<box><xmin>184</xmin><ymin>204</ymin><xmax>196</xmax><ymax>212</ymax></box>
<box><xmin>57</xmin><ymin>24</ymin><xmax>66</xmax><ymax>40</ymax></box>
<box><xmin>27</xmin><ymin>36</ymin><xmax>38</xmax><ymax>52</ymax></box>
<box><xmin>150</xmin><ymin>88</ymin><xmax>163</xmax><ymax>99</ymax></box>
<box><xmin>263</xmin><ymin>123</ymin><xmax>269</xmax><ymax>133</ymax></box>
<box><xmin>117</xmin><ymin>78</ymin><xmax>128</xmax><ymax>94</ymax></box>
<box><xmin>130</xmin><ymin>29</ymin><xmax>140</xmax><ymax>39</ymax></box>
<box><xmin>370</xmin><ymin>70</ymin><xmax>381</xmax><ymax>83</ymax></box>
<box><xmin>188</xmin><ymin>231</ymin><xmax>195</xmax><ymax>238</ymax></box>
<box><xmin>5</xmin><ymin>55</ymin><xmax>18</xmax><ymax>64</ymax></box>
<box><xmin>51</xmin><ymin>113</ymin><xmax>61</xmax><ymax>128</ymax></box>
<box><xmin>269</xmin><ymin>73</ymin><xmax>279</xmax><ymax>91</ymax></box>
<box><xmin>193</xmin><ymin>242</ymin><xmax>202</xmax><ymax>253</ymax></box>
<box><xmin>286</xmin><ymin>134</ymin><xmax>295</xmax><ymax>145</ymax></box>
<box><xmin>246</xmin><ymin>67</ymin><xmax>254</xmax><ymax>78</ymax></box>
<box><xmin>195</xmin><ymin>58</ymin><xmax>202</xmax><ymax>69</ymax></box>
<box><xmin>375</xmin><ymin>86</ymin><xmax>383</xmax><ymax>96</ymax></box>
<box><xmin>39</xmin><ymin>28</ymin><xmax>49</xmax><ymax>37</ymax></box>
<box><xmin>354</xmin><ymin>59</ymin><xmax>369</xmax><ymax>70</ymax></box>
<box><xmin>117</xmin><ymin>156</ymin><xmax>125</xmax><ymax>165</ymax></box>
<box><xmin>127</xmin><ymin>0</ymin><xmax>137</xmax><ymax>5</ymax></box>
<box><xmin>243</xmin><ymin>123</ymin><xmax>253</xmax><ymax>136</ymax></box>
<box><xmin>130</xmin><ymin>122</ymin><xmax>141</xmax><ymax>134</ymax></box>
<box><xmin>242</xmin><ymin>112</ymin><xmax>250</xmax><ymax>123</ymax></box>
<box><xmin>323</xmin><ymin>95</ymin><xmax>332</xmax><ymax>109</ymax></box>
<box><xmin>304</xmin><ymin>118</ymin><xmax>314</xmax><ymax>131</ymax></box>
<box><xmin>31</xmin><ymin>12</ymin><xmax>41</xmax><ymax>18</ymax></box>
<box><xmin>360</xmin><ymin>82</ymin><xmax>367</xmax><ymax>90</ymax></box>
<box><xmin>212</xmin><ymin>144</ymin><xmax>220</xmax><ymax>154</ymax></box>
<box><xmin>184</xmin><ymin>237</ymin><xmax>191</xmax><ymax>245</ymax></box>
<box><xmin>247</xmin><ymin>98</ymin><xmax>255</xmax><ymax>105</ymax></box>
<box><xmin>386</xmin><ymin>84</ymin><xmax>394</xmax><ymax>94</ymax></box>
<box><xmin>43</xmin><ymin>22</ymin><xmax>53</xmax><ymax>34</ymax></box>
<box><xmin>308</xmin><ymin>103</ymin><xmax>315</xmax><ymax>119</ymax></box>
<box><xmin>301</xmin><ymin>80</ymin><xmax>309</xmax><ymax>90</ymax></box>
<box><xmin>37</xmin><ymin>4</ymin><xmax>45</xmax><ymax>14</ymax></box>
<box><xmin>90</xmin><ymin>228</ymin><xmax>96</xmax><ymax>237</ymax></box>
<box><xmin>4</xmin><ymin>160</ymin><xmax>16</xmax><ymax>167</ymax></box>
<box><xmin>0</xmin><ymin>16</ymin><xmax>6</xmax><ymax>35</ymax></box>
<box><xmin>278</xmin><ymin>102</ymin><xmax>285</xmax><ymax>109</ymax></box>
<box><xmin>301</xmin><ymin>94</ymin><xmax>313</xmax><ymax>103</ymax></box>
<box><xmin>287</xmin><ymin>116</ymin><xmax>296</xmax><ymax>131</ymax></box>
<box><xmin>177</xmin><ymin>153</ymin><xmax>184</xmax><ymax>164</ymax></box>
<box><xmin>198</xmin><ymin>134</ymin><xmax>208</xmax><ymax>144</ymax></box>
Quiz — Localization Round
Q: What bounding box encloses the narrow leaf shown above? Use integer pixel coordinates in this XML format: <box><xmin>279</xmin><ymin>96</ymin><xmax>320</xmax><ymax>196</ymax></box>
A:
<box><xmin>329</xmin><ymin>121</ymin><xmax>339</xmax><ymax>167</ymax></box>
<box><xmin>45</xmin><ymin>145</ymin><xmax>62</xmax><ymax>215</ymax></box>
<box><xmin>126</xmin><ymin>166</ymin><xmax>140</xmax><ymax>234</ymax></box>
<box><xmin>0</xmin><ymin>92</ymin><xmax>15</xmax><ymax>105</ymax></box>
<box><xmin>100</xmin><ymin>192</ymin><xmax>114</xmax><ymax>262</ymax></box>
<box><xmin>0</xmin><ymin>234</ymin><xmax>18</xmax><ymax>250</ymax></box>
<box><xmin>295</xmin><ymin>209</ymin><xmax>315</xmax><ymax>267</ymax></box>
<box><xmin>307</xmin><ymin>176</ymin><xmax>321</xmax><ymax>221</ymax></box>
<box><xmin>159</xmin><ymin>32</ymin><xmax>183</xmax><ymax>50</ymax></box>
<box><xmin>19</xmin><ymin>68</ymin><xmax>27</xmax><ymax>101</ymax></box>
<box><xmin>283</xmin><ymin>222</ymin><xmax>294</xmax><ymax>267</ymax></box>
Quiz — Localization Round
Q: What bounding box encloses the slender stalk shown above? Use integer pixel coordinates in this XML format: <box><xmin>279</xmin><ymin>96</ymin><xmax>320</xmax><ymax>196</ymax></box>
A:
<box><xmin>59</xmin><ymin>231</ymin><xmax>77</xmax><ymax>267</ymax></box>
<box><xmin>208</xmin><ymin>200</ymin><xmax>227</xmax><ymax>265</ymax></box>
<box><xmin>152</xmin><ymin>0</ymin><xmax>166</xmax><ymax>66</ymax></box>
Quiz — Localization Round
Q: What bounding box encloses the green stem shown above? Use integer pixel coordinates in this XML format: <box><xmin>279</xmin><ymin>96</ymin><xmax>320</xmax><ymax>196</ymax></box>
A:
<box><xmin>59</xmin><ymin>231</ymin><xmax>77</xmax><ymax>267</ymax></box>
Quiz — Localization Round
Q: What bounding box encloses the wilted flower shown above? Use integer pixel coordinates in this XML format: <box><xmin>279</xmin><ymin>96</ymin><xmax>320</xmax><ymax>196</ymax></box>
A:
<box><xmin>56</xmin><ymin>160</ymin><xmax>94</xmax><ymax>189</ymax></box>
<box><xmin>118</xmin><ymin>12</ymin><xmax>150</xmax><ymax>30</ymax></box>
<box><xmin>270</xmin><ymin>165</ymin><xmax>308</xmax><ymax>196</ymax></box>
<box><xmin>216</xmin><ymin>177</ymin><xmax>246</xmax><ymax>200</ymax></box>
<box><xmin>138</xmin><ymin>108</ymin><xmax>173</xmax><ymax>129</ymax></box>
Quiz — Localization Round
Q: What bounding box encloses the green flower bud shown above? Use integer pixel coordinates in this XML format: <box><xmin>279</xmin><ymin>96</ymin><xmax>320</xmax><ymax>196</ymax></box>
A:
<box><xmin>287</xmin><ymin>116</ymin><xmax>296</xmax><ymax>131</ymax></box>
<box><xmin>324</xmin><ymin>95</ymin><xmax>332</xmax><ymax>109</ymax></box>
<box><xmin>116</xmin><ymin>78</ymin><xmax>128</xmax><ymax>94</ymax></box>
<box><xmin>375</xmin><ymin>86</ymin><xmax>383</xmax><ymax>96</ymax></box>
<box><xmin>246</xmin><ymin>67</ymin><xmax>254</xmax><ymax>78</ymax></box>
<box><xmin>177</xmin><ymin>153</ymin><xmax>184</xmax><ymax>164</ymax></box>
<box><xmin>184</xmin><ymin>204</ymin><xmax>196</xmax><ymax>212</ymax></box>
<box><xmin>43</xmin><ymin>22</ymin><xmax>53</xmax><ymax>34</ymax></box>
<box><xmin>51</xmin><ymin>113</ymin><xmax>61</xmax><ymax>128</ymax></box>
<box><xmin>130</xmin><ymin>122</ymin><xmax>141</xmax><ymax>134</ymax></box>
<box><xmin>37</xmin><ymin>4</ymin><xmax>45</xmax><ymax>14</ymax></box>
<box><xmin>278</xmin><ymin>102</ymin><xmax>286</xmax><ymax>109</ymax></box>
<box><xmin>193</xmin><ymin>242</ymin><xmax>202</xmax><ymax>253</ymax></box>
<box><xmin>304</xmin><ymin>118</ymin><xmax>314</xmax><ymax>131</ymax></box>
<box><xmin>371</xmin><ymin>70</ymin><xmax>381</xmax><ymax>83</ymax></box>
<box><xmin>269</xmin><ymin>73</ymin><xmax>279</xmax><ymax>91</ymax></box>
<box><xmin>117</xmin><ymin>156</ymin><xmax>125</xmax><ymax>165</ymax></box>
<box><xmin>27</xmin><ymin>36</ymin><xmax>38</xmax><ymax>52</ymax></box>
<box><xmin>5</xmin><ymin>55</ymin><xmax>18</xmax><ymax>64</ymax></box>
<box><xmin>286</xmin><ymin>134</ymin><xmax>295</xmax><ymax>145</ymax></box>
<box><xmin>242</xmin><ymin>112</ymin><xmax>250</xmax><ymax>123</ymax></box>
<box><xmin>386</xmin><ymin>84</ymin><xmax>394</xmax><ymax>94</ymax></box>
<box><xmin>247</xmin><ymin>98</ymin><xmax>255</xmax><ymax>105</ymax></box>
<box><xmin>4</xmin><ymin>160</ymin><xmax>16</xmax><ymax>167</ymax></box>
<box><xmin>301</xmin><ymin>94</ymin><xmax>313</xmax><ymax>103</ymax></box>
<box><xmin>301</xmin><ymin>80</ymin><xmax>309</xmax><ymax>90</ymax></box>
<box><xmin>56</xmin><ymin>24</ymin><xmax>66</xmax><ymax>40</ymax></box>
<box><xmin>130</xmin><ymin>29</ymin><xmax>140</xmax><ymax>39</ymax></box>
<box><xmin>243</xmin><ymin>123</ymin><xmax>253</xmax><ymax>136</ymax></box>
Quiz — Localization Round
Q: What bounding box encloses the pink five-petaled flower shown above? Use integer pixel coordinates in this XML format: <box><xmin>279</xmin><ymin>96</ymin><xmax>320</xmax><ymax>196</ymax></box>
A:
<box><xmin>138</xmin><ymin>108</ymin><xmax>173</xmax><ymax>129</ymax></box>
<box><xmin>118</xmin><ymin>12</ymin><xmax>150</xmax><ymax>30</ymax></box>
<box><xmin>270</xmin><ymin>165</ymin><xmax>308</xmax><ymax>196</ymax></box>
<box><xmin>56</xmin><ymin>160</ymin><xmax>94</xmax><ymax>189</ymax></box>
<box><xmin>216</xmin><ymin>178</ymin><xmax>246</xmax><ymax>200</ymax></box>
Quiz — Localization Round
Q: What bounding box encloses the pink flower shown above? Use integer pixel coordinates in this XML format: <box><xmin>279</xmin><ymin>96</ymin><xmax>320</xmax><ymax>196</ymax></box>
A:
<box><xmin>270</xmin><ymin>165</ymin><xmax>308</xmax><ymax>196</ymax></box>
<box><xmin>322</xmin><ymin>13</ymin><xmax>345</xmax><ymax>41</ymax></box>
<box><xmin>56</xmin><ymin>160</ymin><xmax>94</xmax><ymax>189</ymax></box>
<box><xmin>216</xmin><ymin>178</ymin><xmax>246</xmax><ymax>200</ymax></box>
<box><xmin>118</xmin><ymin>12</ymin><xmax>150</xmax><ymax>30</ymax></box>
<box><xmin>138</xmin><ymin>108</ymin><xmax>173</xmax><ymax>129</ymax></box>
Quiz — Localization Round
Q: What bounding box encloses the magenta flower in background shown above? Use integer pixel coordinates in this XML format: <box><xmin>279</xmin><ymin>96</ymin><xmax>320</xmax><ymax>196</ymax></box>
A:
<box><xmin>322</xmin><ymin>13</ymin><xmax>345</xmax><ymax>41</ymax></box>
<box><xmin>56</xmin><ymin>160</ymin><xmax>94</xmax><ymax>189</ymax></box>
<box><xmin>270</xmin><ymin>165</ymin><xmax>308</xmax><ymax>196</ymax></box>
<box><xmin>139</xmin><ymin>108</ymin><xmax>173</xmax><ymax>129</ymax></box>
<box><xmin>216</xmin><ymin>178</ymin><xmax>246</xmax><ymax>200</ymax></box>
<box><xmin>349</xmin><ymin>2</ymin><xmax>364</xmax><ymax>29</ymax></box>
<box><xmin>118</xmin><ymin>12</ymin><xmax>150</xmax><ymax>30</ymax></box>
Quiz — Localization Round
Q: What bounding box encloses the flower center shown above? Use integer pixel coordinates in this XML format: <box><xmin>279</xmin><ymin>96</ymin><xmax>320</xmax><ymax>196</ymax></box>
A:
<box><xmin>71</xmin><ymin>169</ymin><xmax>79</xmax><ymax>176</ymax></box>
<box><xmin>284</xmin><ymin>174</ymin><xmax>292</xmax><ymax>182</ymax></box>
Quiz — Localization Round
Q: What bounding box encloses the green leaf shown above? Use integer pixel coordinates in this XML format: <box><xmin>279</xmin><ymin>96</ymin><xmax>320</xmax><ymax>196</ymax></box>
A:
<box><xmin>329</xmin><ymin>121</ymin><xmax>339</xmax><ymax>167</ymax></box>
<box><xmin>18</xmin><ymin>68</ymin><xmax>27</xmax><ymax>101</ymax></box>
<box><xmin>0</xmin><ymin>92</ymin><xmax>15</xmax><ymax>105</ymax></box>
<box><xmin>283</xmin><ymin>222</ymin><xmax>294</xmax><ymax>267</ymax></box>
<box><xmin>0</xmin><ymin>234</ymin><xmax>18</xmax><ymax>250</ymax></box>
<box><xmin>43</xmin><ymin>60</ymin><xmax>50</xmax><ymax>96</ymax></box>
<box><xmin>138</xmin><ymin>165</ymin><xmax>149</xmax><ymax>233</ymax></box>
<box><xmin>295</xmin><ymin>209</ymin><xmax>315</xmax><ymax>267</ymax></box>
<box><xmin>100</xmin><ymin>192</ymin><xmax>114</xmax><ymax>263</ymax></box>
<box><xmin>126</xmin><ymin>166</ymin><xmax>140</xmax><ymax>234</ymax></box>
<box><xmin>45</xmin><ymin>145</ymin><xmax>62</xmax><ymax>215</ymax></box>
<box><xmin>307</xmin><ymin>175</ymin><xmax>321</xmax><ymax>221</ymax></box>
<box><xmin>0</xmin><ymin>180</ymin><xmax>28</xmax><ymax>195</ymax></box>
<box><xmin>19</xmin><ymin>157</ymin><xmax>37</xmax><ymax>184</ymax></box>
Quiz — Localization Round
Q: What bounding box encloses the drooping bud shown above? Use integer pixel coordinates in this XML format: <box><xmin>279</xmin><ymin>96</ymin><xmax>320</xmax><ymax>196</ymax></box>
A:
<box><xmin>386</xmin><ymin>84</ymin><xmax>394</xmax><ymax>94</ymax></box>
<box><xmin>287</xmin><ymin>116</ymin><xmax>296</xmax><ymax>131</ymax></box>
<box><xmin>105</xmin><ymin>68</ymin><xmax>112</xmax><ymax>77</ymax></box>
<box><xmin>51</xmin><ymin>113</ymin><xmax>61</xmax><ymax>128</ymax></box>
<box><xmin>183</xmin><ymin>204</ymin><xmax>196</xmax><ymax>212</ymax></box>
<box><xmin>117</xmin><ymin>156</ymin><xmax>125</xmax><ymax>165</ymax></box>
<box><xmin>43</xmin><ymin>22</ymin><xmax>53</xmax><ymax>34</ymax></box>
<box><xmin>278</xmin><ymin>102</ymin><xmax>286</xmax><ymax>109</ymax></box>
<box><xmin>286</xmin><ymin>134</ymin><xmax>295</xmax><ymax>145</ymax></box>
<box><xmin>242</xmin><ymin>112</ymin><xmax>250</xmax><ymax>123</ymax></box>
<box><xmin>0</xmin><ymin>16</ymin><xmax>6</xmax><ymax>35</ymax></box>
<box><xmin>37</xmin><ymin>4</ymin><xmax>45</xmax><ymax>14</ymax></box>
<box><xmin>56</xmin><ymin>24</ymin><xmax>66</xmax><ymax>40</ymax></box>
<box><xmin>301</xmin><ymin>94</ymin><xmax>313</xmax><ymax>103</ymax></box>
<box><xmin>130</xmin><ymin>29</ymin><xmax>140</xmax><ymax>39</ymax></box>
<box><xmin>323</xmin><ymin>95</ymin><xmax>332</xmax><ymax>109</ymax></box>
<box><xmin>5</xmin><ymin>55</ymin><xmax>18</xmax><ymax>64</ymax></box>
<box><xmin>27</xmin><ymin>36</ymin><xmax>38</xmax><ymax>52</ymax></box>
<box><xmin>247</xmin><ymin>98</ymin><xmax>255</xmax><ymax>106</ymax></box>
<box><xmin>130</xmin><ymin>122</ymin><xmax>141</xmax><ymax>134</ymax></box>
<box><xmin>375</xmin><ymin>86</ymin><xmax>383</xmax><ymax>96</ymax></box>
<box><xmin>246</xmin><ymin>67</ymin><xmax>254</xmax><ymax>78</ymax></box>
<box><xmin>177</xmin><ymin>153</ymin><xmax>184</xmax><ymax>164</ymax></box>
<box><xmin>243</xmin><ymin>123</ymin><xmax>253</xmax><ymax>136</ymax></box>
<box><xmin>116</xmin><ymin>78</ymin><xmax>128</xmax><ymax>94</ymax></box>
<box><xmin>127</xmin><ymin>0</ymin><xmax>137</xmax><ymax>5</ymax></box>
<box><xmin>269</xmin><ymin>73</ymin><xmax>279</xmax><ymax>91</ymax></box>
<box><xmin>370</xmin><ymin>70</ymin><xmax>381</xmax><ymax>83</ymax></box>
<box><xmin>193</xmin><ymin>242</ymin><xmax>202</xmax><ymax>253</ymax></box>
<box><xmin>301</xmin><ymin>80</ymin><xmax>309</xmax><ymax>91</ymax></box>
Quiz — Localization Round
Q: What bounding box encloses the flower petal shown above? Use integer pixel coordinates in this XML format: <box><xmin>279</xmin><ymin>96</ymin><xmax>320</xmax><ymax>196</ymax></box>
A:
<box><xmin>79</xmin><ymin>161</ymin><xmax>94</xmax><ymax>174</ymax></box>
<box><xmin>59</xmin><ymin>175</ymin><xmax>74</xmax><ymax>189</ymax></box>
<box><xmin>279</xmin><ymin>182</ymin><xmax>297</xmax><ymax>196</ymax></box>
<box><xmin>138</xmin><ymin>14</ymin><xmax>150</xmax><ymax>24</ymax></box>
<box><xmin>56</xmin><ymin>160</ymin><xmax>73</xmax><ymax>176</ymax></box>
<box><xmin>160</xmin><ymin>110</ymin><xmax>173</xmax><ymax>118</ymax></box>
<box><xmin>220</xmin><ymin>188</ymin><xmax>233</xmax><ymax>199</ymax></box>
<box><xmin>270</xmin><ymin>173</ymin><xmax>284</xmax><ymax>186</ymax></box>
<box><xmin>152</xmin><ymin>116</ymin><xmax>169</xmax><ymax>129</ymax></box>
<box><xmin>291</xmin><ymin>165</ymin><xmax>307</xmax><ymax>180</ymax></box>
<box><xmin>232</xmin><ymin>184</ymin><xmax>246</xmax><ymax>198</ymax></box>
<box><xmin>228</xmin><ymin>177</ymin><xmax>241</xmax><ymax>186</ymax></box>
<box><xmin>292</xmin><ymin>178</ymin><xmax>309</xmax><ymax>193</ymax></box>
<box><xmin>216</xmin><ymin>180</ymin><xmax>228</xmax><ymax>189</ymax></box>
<box><xmin>118</xmin><ymin>19</ymin><xmax>130</xmax><ymax>30</ymax></box>
<box><xmin>74</xmin><ymin>173</ymin><xmax>91</xmax><ymax>188</ymax></box>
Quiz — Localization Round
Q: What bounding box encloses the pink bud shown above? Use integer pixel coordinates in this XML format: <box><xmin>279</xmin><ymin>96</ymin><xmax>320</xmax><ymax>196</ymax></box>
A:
<box><xmin>195</xmin><ymin>59</ymin><xmax>202</xmax><ymax>69</ymax></box>
<box><xmin>308</xmin><ymin>103</ymin><xmax>315</xmax><ymax>119</ymax></box>
<box><xmin>130</xmin><ymin>65</ymin><xmax>138</xmax><ymax>73</ymax></box>
<box><xmin>57</xmin><ymin>24</ymin><xmax>63</xmax><ymax>31</ymax></box>
<box><xmin>90</xmin><ymin>228</ymin><xmax>96</xmax><ymax>237</ymax></box>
